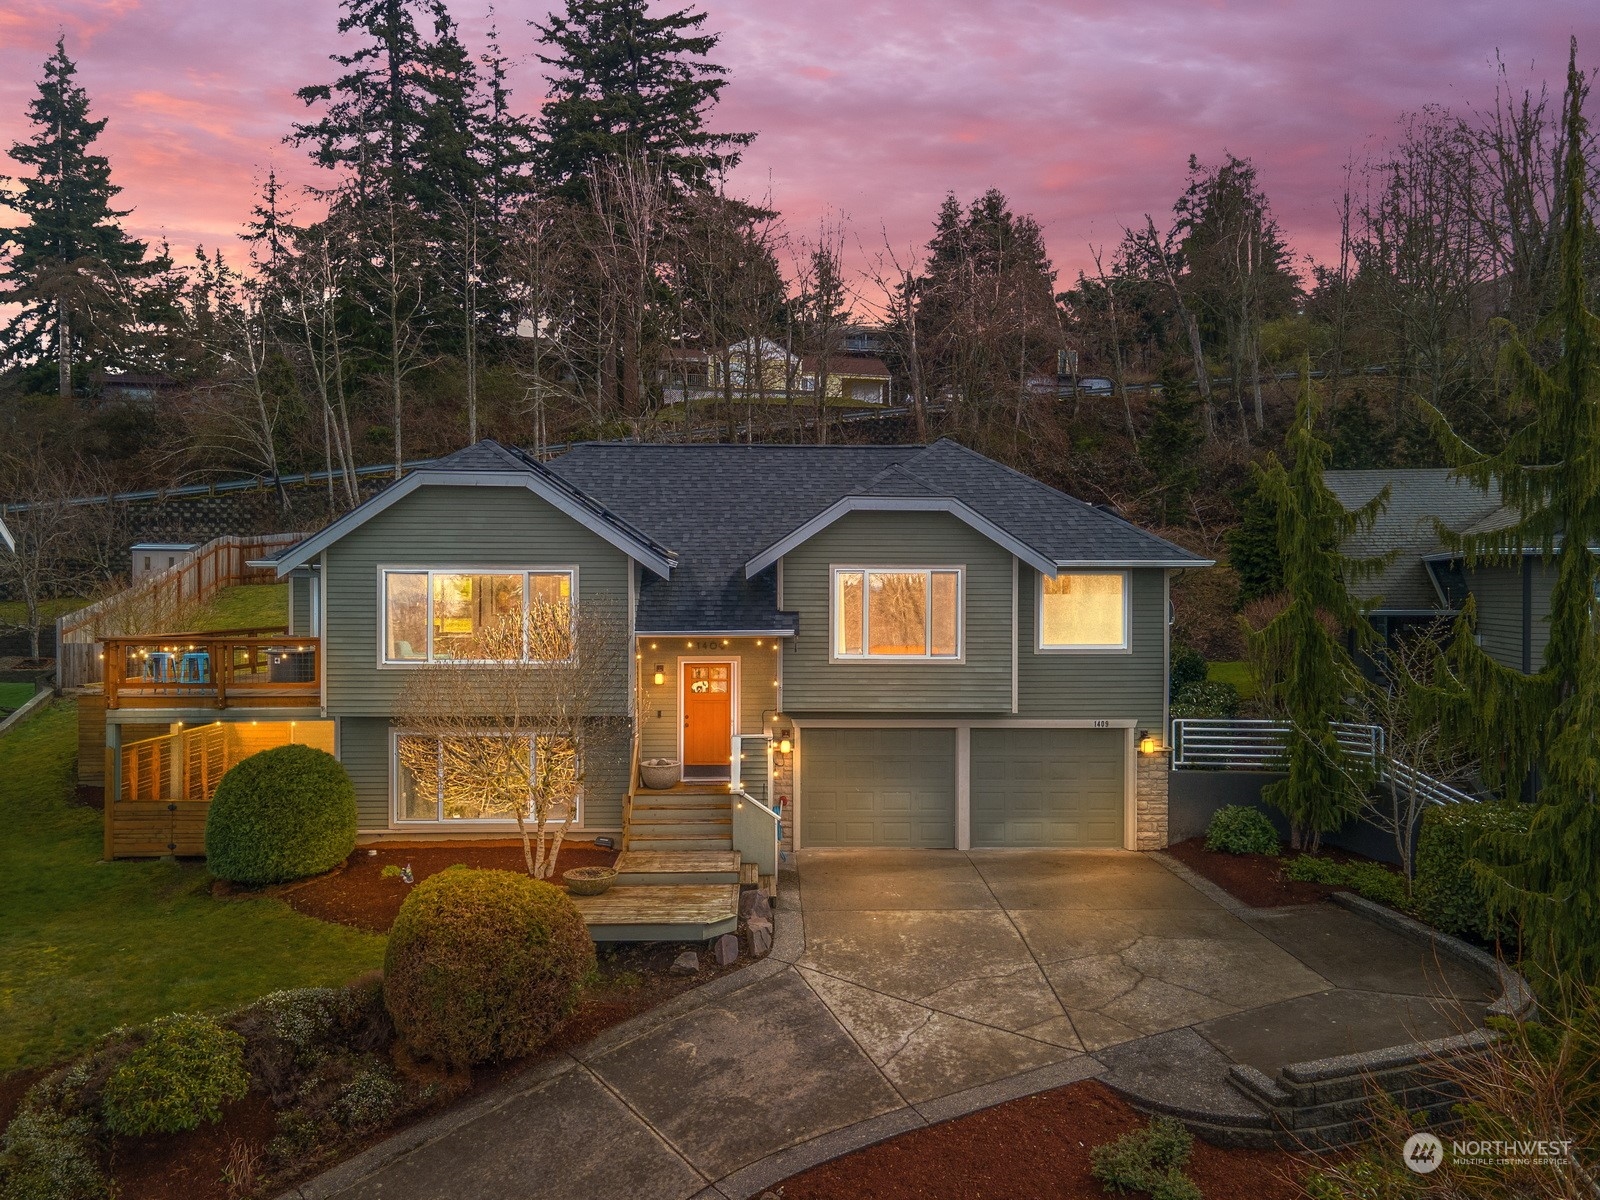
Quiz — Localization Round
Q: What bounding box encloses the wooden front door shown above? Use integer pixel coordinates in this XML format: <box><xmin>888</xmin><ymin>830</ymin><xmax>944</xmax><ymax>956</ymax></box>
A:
<box><xmin>682</xmin><ymin>662</ymin><xmax>733</xmax><ymax>769</ymax></box>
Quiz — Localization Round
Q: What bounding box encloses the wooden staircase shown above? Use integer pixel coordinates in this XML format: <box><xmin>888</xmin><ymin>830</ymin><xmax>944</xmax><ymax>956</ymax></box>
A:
<box><xmin>569</xmin><ymin>786</ymin><xmax>750</xmax><ymax>942</ymax></box>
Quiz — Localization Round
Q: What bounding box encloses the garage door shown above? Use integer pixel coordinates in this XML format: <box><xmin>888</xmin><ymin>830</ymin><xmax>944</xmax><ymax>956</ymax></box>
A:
<box><xmin>971</xmin><ymin>729</ymin><xmax>1125</xmax><ymax>848</ymax></box>
<box><xmin>801</xmin><ymin>728</ymin><xmax>957</xmax><ymax>848</ymax></box>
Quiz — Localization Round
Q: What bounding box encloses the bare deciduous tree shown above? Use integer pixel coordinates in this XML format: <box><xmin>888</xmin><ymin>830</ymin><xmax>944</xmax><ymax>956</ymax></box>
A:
<box><xmin>394</xmin><ymin>594</ymin><xmax>629</xmax><ymax>877</ymax></box>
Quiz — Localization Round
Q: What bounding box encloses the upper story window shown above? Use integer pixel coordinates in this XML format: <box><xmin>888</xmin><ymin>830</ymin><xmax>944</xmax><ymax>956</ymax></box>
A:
<box><xmin>833</xmin><ymin>567</ymin><xmax>962</xmax><ymax>660</ymax></box>
<box><xmin>382</xmin><ymin>569</ymin><xmax>574</xmax><ymax>664</ymax></box>
<box><xmin>1038</xmin><ymin>571</ymin><xmax>1129</xmax><ymax>651</ymax></box>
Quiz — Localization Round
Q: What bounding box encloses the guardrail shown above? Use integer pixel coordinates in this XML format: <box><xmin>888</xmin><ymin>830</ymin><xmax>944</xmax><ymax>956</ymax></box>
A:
<box><xmin>1170</xmin><ymin>717</ymin><xmax>1478</xmax><ymax>806</ymax></box>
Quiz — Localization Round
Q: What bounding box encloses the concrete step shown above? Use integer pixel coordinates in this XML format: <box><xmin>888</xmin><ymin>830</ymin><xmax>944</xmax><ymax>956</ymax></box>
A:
<box><xmin>614</xmin><ymin>849</ymin><xmax>741</xmax><ymax>887</ymax></box>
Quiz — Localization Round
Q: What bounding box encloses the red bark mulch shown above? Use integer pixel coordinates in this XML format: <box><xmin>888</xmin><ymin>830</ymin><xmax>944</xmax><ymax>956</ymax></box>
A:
<box><xmin>1164</xmin><ymin>837</ymin><xmax>1339</xmax><ymax>908</ymax></box>
<box><xmin>0</xmin><ymin>1066</ymin><xmax>46</xmax><ymax>1135</ymax></box>
<box><xmin>776</xmin><ymin>1079</ymin><xmax>1312</xmax><ymax>1200</ymax></box>
<box><xmin>277</xmin><ymin>840</ymin><xmax>620</xmax><ymax>932</ymax></box>
<box><xmin>110</xmin><ymin>1091</ymin><xmax>279</xmax><ymax>1200</ymax></box>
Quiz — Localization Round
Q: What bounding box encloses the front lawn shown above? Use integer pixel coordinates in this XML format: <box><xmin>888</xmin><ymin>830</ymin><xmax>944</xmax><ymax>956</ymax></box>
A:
<box><xmin>1207</xmin><ymin>659</ymin><xmax>1258</xmax><ymax>701</ymax></box>
<box><xmin>190</xmin><ymin>582</ymin><xmax>289</xmax><ymax>631</ymax></box>
<box><xmin>0</xmin><ymin>701</ymin><xmax>384</xmax><ymax>1071</ymax></box>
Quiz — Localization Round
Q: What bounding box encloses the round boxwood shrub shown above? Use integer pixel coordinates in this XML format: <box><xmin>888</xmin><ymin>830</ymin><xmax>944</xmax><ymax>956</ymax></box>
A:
<box><xmin>205</xmin><ymin>744</ymin><xmax>357</xmax><ymax>885</ymax></box>
<box><xmin>384</xmin><ymin>868</ymin><xmax>594</xmax><ymax>1068</ymax></box>
<box><xmin>100</xmin><ymin>1014</ymin><xmax>249</xmax><ymax>1136</ymax></box>
<box><xmin>1204</xmin><ymin>805</ymin><xmax>1281</xmax><ymax>856</ymax></box>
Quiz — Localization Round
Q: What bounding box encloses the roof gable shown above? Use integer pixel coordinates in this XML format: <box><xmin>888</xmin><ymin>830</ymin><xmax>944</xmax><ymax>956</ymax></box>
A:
<box><xmin>275</xmin><ymin>441</ymin><xmax>676</xmax><ymax>578</ymax></box>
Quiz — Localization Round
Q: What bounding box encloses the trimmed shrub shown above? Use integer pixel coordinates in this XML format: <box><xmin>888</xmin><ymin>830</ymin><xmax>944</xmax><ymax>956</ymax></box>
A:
<box><xmin>1089</xmin><ymin>1115</ymin><xmax>1201</xmax><ymax>1200</ymax></box>
<box><xmin>1170</xmin><ymin>646</ymin><xmax>1208</xmax><ymax>697</ymax></box>
<box><xmin>384</xmin><ymin>868</ymin><xmax>594</xmax><ymax>1068</ymax></box>
<box><xmin>1204</xmin><ymin>805</ymin><xmax>1280</xmax><ymax>856</ymax></box>
<box><xmin>100</xmin><ymin>1014</ymin><xmax>249</xmax><ymax>1136</ymax></box>
<box><xmin>1169</xmin><ymin>678</ymin><xmax>1240</xmax><ymax>719</ymax></box>
<box><xmin>0</xmin><ymin>1106</ymin><xmax>106</xmax><ymax>1200</ymax></box>
<box><xmin>1413</xmin><ymin>801</ymin><xmax>1532</xmax><ymax>941</ymax></box>
<box><xmin>1284</xmin><ymin>855</ymin><xmax>1409</xmax><ymax>909</ymax></box>
<box><xmin>205</xmin><ymin>744</ymin><xmax>357</xmax><ymax>885</ymax></box>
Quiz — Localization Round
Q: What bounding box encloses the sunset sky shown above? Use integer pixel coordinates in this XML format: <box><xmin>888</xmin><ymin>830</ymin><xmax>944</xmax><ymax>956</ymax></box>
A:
<box><xmin>1</xmin><ymin>0</ymin><xmax>1595</xmax><ymax>298</ymax></box>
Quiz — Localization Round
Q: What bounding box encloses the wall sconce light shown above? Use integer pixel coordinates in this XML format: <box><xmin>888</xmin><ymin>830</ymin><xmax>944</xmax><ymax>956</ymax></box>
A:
<box><xmin>778</xmin><ymin>736</ymin><xmax>793</xmax><ymax>755</ymax></box>
<box><xmin>1138</xmin><ymin>731</ymin><xmax>1158</xmax><ymax>755</ymax></box>
<box><xmin>652</xmin><ymin>665</ymin><xmax>665</xmax><ymax>686</ymax></box>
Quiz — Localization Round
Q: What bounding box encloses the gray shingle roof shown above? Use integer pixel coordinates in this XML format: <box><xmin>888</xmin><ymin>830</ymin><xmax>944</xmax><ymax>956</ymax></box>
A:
<box><xmin>414</xmin><ymin>438</ymin><xmax>1207</xmax><ymax>634</ymax></box>
<box><xmin>1325</xmin><ymin>468</ymin><xmax>1509</xmax><ymax>610</ymax></box>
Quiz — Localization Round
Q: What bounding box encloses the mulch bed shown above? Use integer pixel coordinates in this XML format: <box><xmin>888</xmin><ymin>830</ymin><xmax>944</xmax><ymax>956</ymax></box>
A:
<box><xmin>1164</xmin><ymin>837</ymin><xmax>1341</xmax><ymax>907</ymax></box>
<box><xmin>12</xmin><ymin>839</ymin><xmax>761</xmax><ymax>1200</ymax></box>
<box><xmin>277</xmin><ymin>839</ymin><xmax>620</xmax><ymax>932</ymax></box>
<box><xmin>774</xmin><ymin>1079</ymin><xmax>1311</xmax><ymax>1200</ymax></box>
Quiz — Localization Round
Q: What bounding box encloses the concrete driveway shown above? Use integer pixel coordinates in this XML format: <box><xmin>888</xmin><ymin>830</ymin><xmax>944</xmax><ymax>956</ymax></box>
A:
<box><xmin>294</xmin><ymin>850</ymin><xmax>1494</xmax><ymax>1200</ymax></box>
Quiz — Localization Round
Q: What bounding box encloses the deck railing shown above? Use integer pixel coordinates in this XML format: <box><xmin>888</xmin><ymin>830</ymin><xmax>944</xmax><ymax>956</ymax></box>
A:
<box><xmin>102</xmin><ymin>628</ymin><xmax>319</xmax><ymax>710</ymax></box>
<box><xmin>1169</xmin><ymin>717</ymin><xmax>1479</xmax><ymax>806</ymax></box>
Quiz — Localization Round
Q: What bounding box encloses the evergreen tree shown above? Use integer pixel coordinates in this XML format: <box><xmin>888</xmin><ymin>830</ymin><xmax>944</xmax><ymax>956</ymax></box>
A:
<box><xmin>1247</xmin><ymin>367</ymin><xmax>1389</xmax><ymax>850</ymax></box>
<box><xmin>1422</xmin><ymin>46</ymin><xmax>1600</xmax><ymax>990</ymax></box>
<box><xmin>1142</xmin><ymin>367</ymin><xmax>1200</xmax><ymax>526</ymax></box>
<box><xmin>1225</xmin><ymin>477</ymin><xmax>1283</xmax><ymax>605</ymax></box>
<box><xmin>533</xmin><ymin>0</ymin><xmax>752</xmax><ymax>196</ymax></box>
<box><xmin>0</xmin><ymin>37</ymin><xmax>154</xmax><ymax>397</ymax></box>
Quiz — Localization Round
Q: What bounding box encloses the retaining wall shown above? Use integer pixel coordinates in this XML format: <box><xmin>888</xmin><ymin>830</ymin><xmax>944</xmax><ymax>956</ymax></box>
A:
<box><xmin>1168</xmin><ymin>769</ymin><xmax>1410</xmax><ymax>866</ymax></box>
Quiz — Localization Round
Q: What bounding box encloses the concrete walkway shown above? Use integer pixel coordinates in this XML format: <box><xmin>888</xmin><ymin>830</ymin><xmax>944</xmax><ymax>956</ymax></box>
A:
<box><xmin>289</xmin><ymin>850</ymin><xmax>1495</xmax><ymax>1200</ymax></box>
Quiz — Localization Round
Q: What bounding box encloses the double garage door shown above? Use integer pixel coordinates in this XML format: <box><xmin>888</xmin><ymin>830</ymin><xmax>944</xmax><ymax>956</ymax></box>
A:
<box><xmin>800</xmin><ymin>727</ymin><xmax>1125</xmax><ymax>849</ymax></box>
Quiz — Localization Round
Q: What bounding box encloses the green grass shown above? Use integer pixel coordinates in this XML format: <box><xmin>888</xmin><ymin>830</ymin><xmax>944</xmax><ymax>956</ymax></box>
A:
<box><xmin>0</xmin><ymin>701</ymin><xmax>384</xmax><ymax>1071</ymax></box>
<box><xmin>0</xmin><ymin>682</ymin><xmax>38</xmax><ymax>711</ymax></box>
<box><xmin>1207</xmin><ymin>660</ymin><xmax>1258</xmax><ymax>701</ymax></box>
<box><xmin>190</xmin><ymin>583</ymin><xmax>289</xmax><ymax>632</ymax></box>
<box><xmin>0</xmin><ymin>596</ymin><xmax>89</xmax><ymax>628</ymax></box>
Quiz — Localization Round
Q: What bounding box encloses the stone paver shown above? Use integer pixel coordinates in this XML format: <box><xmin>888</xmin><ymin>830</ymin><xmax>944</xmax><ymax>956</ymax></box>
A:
<box><xmin>300</xmin><ymin>849</ymin><xmax>1499</xmax><ymax>1200</ymax></box>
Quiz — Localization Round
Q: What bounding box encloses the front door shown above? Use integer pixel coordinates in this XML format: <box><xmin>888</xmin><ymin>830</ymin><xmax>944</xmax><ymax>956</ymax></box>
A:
<box><xmin>682</xmin><ymin>661</ymin><xmax>733</xmax><ymax>774</ymax></box>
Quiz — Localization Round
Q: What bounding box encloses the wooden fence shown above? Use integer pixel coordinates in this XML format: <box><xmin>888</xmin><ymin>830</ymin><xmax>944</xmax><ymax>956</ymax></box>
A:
<box><xmin>57</xmin><ymin>532</ymin><xmax>305</xmax><ymax>688</ymax></box>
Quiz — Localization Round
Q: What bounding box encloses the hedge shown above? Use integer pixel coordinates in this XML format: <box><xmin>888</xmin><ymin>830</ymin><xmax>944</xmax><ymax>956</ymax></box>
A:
<box><xmin>1413</xmin><ymin>801</ymin><xmax>1532</xmax><ymax>942</ymax></box>
<box><xmin>1204</xmin><ymin>805</ymin><xmax>1280</xmax><ymax>856</ymax></box>
<box><xmin>205</xmin><ymin>745</ymin><xmax>357</xmax><ymax>885</ymax></box>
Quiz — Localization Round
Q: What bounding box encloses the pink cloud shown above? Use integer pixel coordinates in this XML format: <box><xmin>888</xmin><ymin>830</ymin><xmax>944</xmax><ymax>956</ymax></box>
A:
<box><xmin>0</xmin><ymin>0</ymin><xmax>1595</xmax><ymax>304</ymax></box>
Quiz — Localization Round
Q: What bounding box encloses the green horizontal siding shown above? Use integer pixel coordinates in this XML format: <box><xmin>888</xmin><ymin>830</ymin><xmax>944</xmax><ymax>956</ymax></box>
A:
<box><xmin>638</xmin><ymin>639</ymin><xmax>781</xmax><ymax>763</ymax></box>
<box><xmin>1468</xmin><ymin>562</ymin><xmax>1552</xmax><ymax>673</ymax></box>
<box><xmin>322</xmin><ymin>484</ymin><xmax>633</xmax><ymax>716</ymax></box>
<box><xmin>1016</xmin><ymin>567</ymin><xmax>1166</xmax><ymax>732</ymax></box>
<box><xmin>779</xmin><ymin>511</ymin><xmax>1012</xmax><ymax>714</ymax></box>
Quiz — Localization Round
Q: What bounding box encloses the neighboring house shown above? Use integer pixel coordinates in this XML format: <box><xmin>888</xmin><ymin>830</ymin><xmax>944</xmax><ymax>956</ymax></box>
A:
<box><xmin>130</xmin><ymin>542</ymin><xmax>198</xmax><ymax>583</ymax></box>
<box><xmin>663</xmin><ymin>338</ymin><xmax>892</xmax><ymax>406</ymax></box>
<box><xmin>1327</xmin><ymin>468</ymin><xmax>1549</xmax><ymax>673</ymax></box>
<box><xmin>97</xmin><ymin>438</ymin><xmax>1206</xmax><ymax>873</ymax></box>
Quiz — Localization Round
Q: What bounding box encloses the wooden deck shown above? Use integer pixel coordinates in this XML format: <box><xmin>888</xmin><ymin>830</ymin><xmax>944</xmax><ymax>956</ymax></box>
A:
<box><xmin>613</xmin><ymin>849</ymin><xmax>741</xmax><ymax>886</ymax></box>
<box><xmin>570</xmin><ymin>883</ymin><xmax>740</xmax><ymax>942</ymax></box>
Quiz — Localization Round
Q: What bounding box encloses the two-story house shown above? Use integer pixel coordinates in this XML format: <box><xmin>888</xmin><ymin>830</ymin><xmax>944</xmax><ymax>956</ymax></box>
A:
<box><xmin>98</xmin><ymin>440</ymin><xmax>1207</xmax><ymax>895</ymax></box>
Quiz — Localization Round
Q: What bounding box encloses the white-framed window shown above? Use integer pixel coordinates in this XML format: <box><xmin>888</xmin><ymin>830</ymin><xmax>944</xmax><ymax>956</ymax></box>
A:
<box><xmin>1037</xmin><ymin>570</ymin><xmax>1130</xmax><ymax>651</ymax></box>
<box><xmin>831</xmin><ymin>567</ymin><xmax>963</xmax><ymax>660</ymax></box>
<box><xmin>394</xmin><ymin>731</ymin><xmax>580</xmax><ymax>823</ymax></box>
<box><xmin>381</xmin><ymin>568</ymin><xmax>574</xmax><ymax>664</ymax></box>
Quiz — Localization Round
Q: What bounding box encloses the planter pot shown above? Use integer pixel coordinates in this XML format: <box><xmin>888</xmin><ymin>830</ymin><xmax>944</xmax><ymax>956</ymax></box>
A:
<box><xmin>639</xmin><ymin>758</ymin><xmax>680</xmax><ymax>790</ymax></box>
<box><xmin>563</xmin><ymin>866</ymin><xmax>617</xmax><ymax>896</ymax></box>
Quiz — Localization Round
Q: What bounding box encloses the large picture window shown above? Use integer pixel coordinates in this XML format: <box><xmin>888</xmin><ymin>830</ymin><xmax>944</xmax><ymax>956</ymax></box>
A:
<box><xmin>833</xmin><ymin>567</ymin><xmax>963</xmax><ymax>660</ymax></box>
<box><xmin>396</xmin><ymin>733</ymin><xmax>580</xmax><ymax>823</ymax></box>
<box><xmin>1038</xmin><ymin>571</ymin><xmax>1129</xmax><ymax>651</ymax></box>
<box><xmin>382</xmin><ymin>569</ymin><xmax>573</xmax><ymax>663</ymax></box>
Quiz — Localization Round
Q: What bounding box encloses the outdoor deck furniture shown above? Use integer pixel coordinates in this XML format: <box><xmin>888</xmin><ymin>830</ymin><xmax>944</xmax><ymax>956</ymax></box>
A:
<box><xmin>177</xmin><ymin>652</ymin><xmax>211</xmax><ymax>683</ymax></box>
<box><xmin>142</xmin><ymin>651</ymin><xmax>176</xmax><ymax>682</ymax></box>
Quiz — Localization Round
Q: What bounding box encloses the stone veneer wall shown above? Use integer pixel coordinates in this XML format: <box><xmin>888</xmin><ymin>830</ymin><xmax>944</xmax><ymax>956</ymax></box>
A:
<box><xmin>1136</xmin><ymin>751</ymin><xmax>1170</xmax><ymax>850</ymax></box>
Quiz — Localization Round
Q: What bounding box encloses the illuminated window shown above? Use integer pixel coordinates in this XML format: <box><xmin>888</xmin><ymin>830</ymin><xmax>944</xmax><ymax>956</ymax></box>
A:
<box><xmin>395</xmin><ymin>733</ymin><xmax>581</xmax><ymax>823</ymax></box>
<box><xmin>1039</xmin><ymin>572</ymin><xmax>1128</xmax><ymax>650</ymax></box>
<box><xmin>382</xmin><ymin>569</ymin><xmax>574</xmax><ymax>664</ymax></box>
<box><xmin>832</xmin><ymin>568</ymin><xmax>963</xmax><ymax>659</ymax></box>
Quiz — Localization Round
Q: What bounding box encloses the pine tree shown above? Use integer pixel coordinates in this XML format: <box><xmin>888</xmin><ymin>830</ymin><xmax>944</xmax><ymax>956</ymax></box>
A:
<box><xmin>533</xmin><ymin>0</ymin><xmax>752</xmax><ymax>196</ymax></box>
<box><xmin>1247</xmin><ymin>367</ymin><xmax>1389</xmax><ymax>850</ymax></box>
<box><xmin>1226</xmin><ymin>478</ymin><xmax>1283</xmax><ymax>605</ymax></box>
<box><xmin>1421</xmin><ymin>45</ymin><xmax>1600</xmax><ymax>990</ymax></box>
<box><xmin>1142</xmin><ymin>367</ymin><xmax>1200</xmax><ymax>526</ymax></box>
<box><xmin>0</xmin><ymin>37</ymin><xmax>154</xmax><ymax>397</ymax></box>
